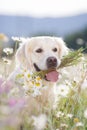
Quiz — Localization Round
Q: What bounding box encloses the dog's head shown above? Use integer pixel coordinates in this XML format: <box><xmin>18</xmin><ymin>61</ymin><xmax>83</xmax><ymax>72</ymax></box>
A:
<box><xmin>16</xmin><ymin>36</ymin><xmax>68</xmax><ymax>72</ymax></box>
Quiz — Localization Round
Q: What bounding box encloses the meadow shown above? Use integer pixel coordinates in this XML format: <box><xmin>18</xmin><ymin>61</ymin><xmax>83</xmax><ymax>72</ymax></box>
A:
<box><xmin>0</xmin><ymin>36</ymin><xmax>87</xmax><ymax>130</ymax></box>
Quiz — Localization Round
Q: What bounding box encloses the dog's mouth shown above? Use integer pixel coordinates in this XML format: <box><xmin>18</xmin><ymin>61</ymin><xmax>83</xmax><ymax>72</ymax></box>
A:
<box><xmin>33</xmin><ymin>63</ymin><xmax>59</xmax><ymax>82</ymax></box>
<box><xmin>33</xmin><ymin>63</ymin><xmax>41</xmax><ymax>72</ymax></box>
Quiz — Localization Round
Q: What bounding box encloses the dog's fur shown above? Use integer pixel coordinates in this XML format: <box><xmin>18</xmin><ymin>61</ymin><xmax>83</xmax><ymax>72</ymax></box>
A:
<box><xmin>8</xmin><ymin>36</ymin><xmax>68</xmax><ymax>130</ymax></box>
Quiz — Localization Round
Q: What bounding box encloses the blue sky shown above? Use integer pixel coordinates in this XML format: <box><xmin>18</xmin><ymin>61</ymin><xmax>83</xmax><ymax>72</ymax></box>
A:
<box><xmin>0</xmin><ymin>0</ymin><xmax>87</xmax><ymax>17</ymax></box>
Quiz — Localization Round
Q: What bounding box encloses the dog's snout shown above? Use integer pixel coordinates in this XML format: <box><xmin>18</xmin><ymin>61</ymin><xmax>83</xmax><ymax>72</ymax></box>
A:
<box><xmin>46</xmin><ymin>57</ymin><xmax>57</xmax><ymax>68</ymax></box>
<box><xmin>47</xmin><ymin>57</ymin><xmax>57</xmax><ymax>63</ymax></box>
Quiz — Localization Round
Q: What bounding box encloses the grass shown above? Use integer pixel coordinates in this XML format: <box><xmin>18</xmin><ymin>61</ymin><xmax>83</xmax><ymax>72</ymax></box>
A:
<box><xmin>0</xmin><ymin>39</ymin><xmax>87</xmax><ymax>130</ymax></box>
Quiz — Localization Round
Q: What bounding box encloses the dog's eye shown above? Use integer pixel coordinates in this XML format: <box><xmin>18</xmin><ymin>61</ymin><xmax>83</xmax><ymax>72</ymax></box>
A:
<box><xmin>53</xmin><ymin>48</ymin><xmax>57</xmax><ymax>52</ymax></box>
<box><xmin>36</xmin><ymin>48</ymin><xmax>43</xmax><ymax>53</ymax></box>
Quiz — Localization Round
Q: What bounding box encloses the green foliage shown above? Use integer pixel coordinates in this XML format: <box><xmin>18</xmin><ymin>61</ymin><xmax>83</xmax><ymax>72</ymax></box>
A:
<box><xmin>65</xmin><ymin>27</ymin><xmax>87</xmax><ymax>52</ymax></box>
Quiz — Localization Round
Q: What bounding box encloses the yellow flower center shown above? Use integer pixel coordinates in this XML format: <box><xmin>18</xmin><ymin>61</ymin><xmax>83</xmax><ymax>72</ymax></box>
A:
<box><xmin>36</xmin><ymin>76</ymin><xmax>41</xmax><ymax>81</ymax></box>
<box><xmin>27</xmin><ymin>74</ymin><xmax>31</xmax><ymax>78</ymax></box>
<box><xmin>32</xmin><ymin>81</ymin><xmax>34</xmax><ymax>84</ymax></box>
<box><xmin>35</xmin><ymin>83</ymin><xmax>41</xmax><ymax>87</ymax></box>
<box><xmin>74</xmin><ymin>118</ymin><xmax>79</xmax><ymax>123</ymax></box>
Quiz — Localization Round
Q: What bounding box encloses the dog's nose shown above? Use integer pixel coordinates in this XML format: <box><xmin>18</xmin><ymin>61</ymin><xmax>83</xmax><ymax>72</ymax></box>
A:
<box><xmin>46</xmin><ymin>57</ymin><xmax>57</xmax><ymax>68</ymax></box>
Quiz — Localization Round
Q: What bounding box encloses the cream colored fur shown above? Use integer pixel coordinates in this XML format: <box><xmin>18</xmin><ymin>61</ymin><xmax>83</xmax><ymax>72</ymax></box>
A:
<box><xmin>8</xmin><ymin>36</ymin><xmax>68</xmax><ymax>130</ymax></box>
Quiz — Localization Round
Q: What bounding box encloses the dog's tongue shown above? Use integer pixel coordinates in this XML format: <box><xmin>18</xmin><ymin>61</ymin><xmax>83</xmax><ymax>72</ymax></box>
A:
<box><xmin>45</xmin><ymin>70</ymin><xmax>59</xmax><ymax>82</ymax></box>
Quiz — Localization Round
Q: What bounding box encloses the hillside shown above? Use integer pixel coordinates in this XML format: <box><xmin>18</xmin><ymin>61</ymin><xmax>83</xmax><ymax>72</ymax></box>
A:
<box><xmin>0</xmin><ymin>13</ymin><xmax>87</xmax><ymax>38</ymax></box>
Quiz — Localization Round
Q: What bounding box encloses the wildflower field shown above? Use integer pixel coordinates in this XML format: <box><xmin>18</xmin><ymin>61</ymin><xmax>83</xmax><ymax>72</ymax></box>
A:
<box><xmin>0</xmin><ymin>35</ymin><xmax>87</xmax><ymax>130</ymax></box>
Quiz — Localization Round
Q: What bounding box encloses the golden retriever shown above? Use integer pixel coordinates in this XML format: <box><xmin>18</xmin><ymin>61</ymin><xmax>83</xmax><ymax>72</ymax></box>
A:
<box><xmin>8</xmin><ymin>36</ymin><xmax>68</xmax><ymax>130</ymax></box>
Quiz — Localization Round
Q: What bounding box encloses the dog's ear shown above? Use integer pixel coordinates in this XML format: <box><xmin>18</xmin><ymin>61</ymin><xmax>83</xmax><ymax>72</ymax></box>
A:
<box><xmin>55</xmin><ymin>37</ymin><xmax>69</xmax><ymax>59</ymax></box>
<box><xmin>16</xmin><ymin>43</ymin><xmax>29</xmax><ymax>68</ymax></box>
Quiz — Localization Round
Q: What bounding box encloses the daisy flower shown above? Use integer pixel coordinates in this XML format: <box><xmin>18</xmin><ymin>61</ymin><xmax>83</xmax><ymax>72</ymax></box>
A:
<box><xmin>76</xmin><ymin>122</ymin><xmax>84</xmax><ymax>127</ymax></box>
<box><xmin>56</xmin><ymin>84</ymin><xmax>69</xmax><ymax>97</ymax></box>
<box><xmin>3</xmin><ymin>48</ymin><xmax>13</xmax><ymax>55</ymax></box>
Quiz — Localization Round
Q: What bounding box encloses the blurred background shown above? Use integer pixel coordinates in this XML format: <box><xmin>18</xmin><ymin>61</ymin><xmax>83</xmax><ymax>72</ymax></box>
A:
<box><xmin>0</xmin><ymin>0</ymin><xmax>87</xmax><ymax>53</ymax></box>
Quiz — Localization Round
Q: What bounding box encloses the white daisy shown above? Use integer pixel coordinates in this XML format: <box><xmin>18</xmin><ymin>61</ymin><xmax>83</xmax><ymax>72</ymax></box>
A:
<box><xmin>76</xmin><ymin>122</ymin><xmax>84</xmax><ymax>127</ymax></box>
<box><xmin>56</xmin><ymin>111</ymin><xmax>64</xmax><ymax>118</ymax></box>
<box><xmin>60</xmin><ymin>123</ymin><xmax>68</xmax><ymax>128</ymax></box>
<box><xmin>3</xmin><ymin>48</ymin><xmax>13</xmax><ymax>55</ymax></box>
<box><xmin>56</xmin><ymin>84</ymin><xmax>69</xmax><ymax>97</ymax></box>
<box><xmin>12</xmin><ymin>36</ymin><xmax>21</xmax><ymax>42</ymax></box>
<box><xmin>67</xmin><ymin>113</ymin><xmax>73</xmax><ymax>118</ymax></box>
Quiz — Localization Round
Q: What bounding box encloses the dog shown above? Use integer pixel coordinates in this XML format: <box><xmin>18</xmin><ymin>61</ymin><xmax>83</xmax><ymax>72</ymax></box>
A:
<box><xmin>7</xmin><ymin>36</ymin><xmax>68</xmax><ymax>130</ymax></box>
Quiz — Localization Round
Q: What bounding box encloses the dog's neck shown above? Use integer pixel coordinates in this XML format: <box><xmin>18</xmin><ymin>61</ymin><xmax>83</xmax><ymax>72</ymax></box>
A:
<box><xmin>42</xmin><ymin>79</ymin><xmax>56</xmax><ymax>87</ymax></box>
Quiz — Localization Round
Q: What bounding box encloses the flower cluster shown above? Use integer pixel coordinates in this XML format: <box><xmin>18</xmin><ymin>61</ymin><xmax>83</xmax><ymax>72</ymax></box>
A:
<box><xmin>16</xmin><ymin>69</ymin><xmax>47</xmax><ymax>97</ymax></box>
